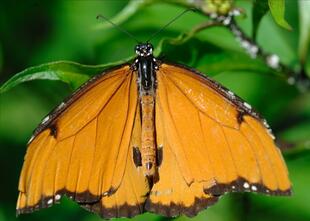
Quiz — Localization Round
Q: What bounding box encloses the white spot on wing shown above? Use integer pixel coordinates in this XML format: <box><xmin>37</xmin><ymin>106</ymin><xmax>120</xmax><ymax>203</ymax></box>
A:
<box><xmin>55</xmin><ymin>194</ymin><xmax>61</xmax><ymax>200</ymax></box>
<box><xmin>27</xmin><ymin>135</ymin><xmax>35</xmax><ymax>145</ymax></box>
<box><xmin>262</xmin><ymin>119</ymin><xmax>270</xmax><ymax>128</ymax></box>
<box><xmin>42</xmin><ymin>115</ymin><xmax>50</xmax><ymax>124</ymax></box>
<box><xmin>243</xmin><ymin>182</ymin><xmax>250</xmax><ymax>189</ymax></box>
<box><xmin>47</xmin><ymin>199</ymin><xmax>53</xmax><ymax>205</ymax></box>
<box><xmin>251</xmin><ymin>185</ymin><xmax>257</xmax><ymax>191</ymax></box>
<box><xmin>267</xmin><ymin>129</ymin><xmax>275</xmax><ymax>140</ymax></box>
<box><xmin>228</xmin><ymin>91</ymin><xmax>234</xmax><ymax>96</ymax></box>
<box><xmin>243</xmin><ymin>102</ymin><xmax>252</xmax><ymax>110</ymax></box>
<box><xmin>56</xmin><ymin>102</ymin><xmax>65</xmax><ymax>111</ymax></box>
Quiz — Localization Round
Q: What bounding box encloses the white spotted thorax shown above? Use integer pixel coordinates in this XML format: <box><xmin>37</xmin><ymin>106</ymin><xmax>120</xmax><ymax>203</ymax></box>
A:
<box><xmin>135</xmin><ymin>43</ymin><xmax>153</xmax><ymax>57</ymax></box>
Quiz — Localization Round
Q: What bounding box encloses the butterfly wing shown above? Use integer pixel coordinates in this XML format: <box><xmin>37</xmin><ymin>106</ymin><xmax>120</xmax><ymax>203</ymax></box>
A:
<box><xmin>145</xmin><ymin>100</ymin><xmax>218</xmax><ymax>217</ymax></box>
<box><xmin>17</xmin><ymin>65</ymin><xmax>149</xmax><ymax>218</ymax></box>
<box><xmin>146</xmin><ymin>63</ymin><xmax>291</xmax><ymax>216</ymax></box>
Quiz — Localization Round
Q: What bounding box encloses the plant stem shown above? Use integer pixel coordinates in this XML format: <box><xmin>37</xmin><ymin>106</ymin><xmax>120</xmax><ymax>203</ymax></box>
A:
<box><xmin>223</xmin><ymin>16</ymin><xmax>309</xmax><ymax>91</ymax></box>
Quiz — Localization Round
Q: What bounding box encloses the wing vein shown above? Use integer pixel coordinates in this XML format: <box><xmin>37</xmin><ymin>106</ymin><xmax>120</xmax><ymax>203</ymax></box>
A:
<box><xmin>86</xmin><ymin>117</ymin><xmax>98</xmax><ymax>196</ymax></box>
<box><xmin>106</xmin><ymin>73</ymin><xmax>133</xmax><ymax>192</ymax></box>
<box><xmin>163</xmin><ymin>70</ymin><xmax>237</xmax><ymax>131</ymax></box>
<box><xmin>239</xmin><ymin>130</ymin><xmax>263</xmax><ymax>184</ymax></box>
<box><xmin>245</xmin><ymin>121</ymin><xmax>279</xmax><ymax>189</ymax></box>
<box><xmin>160</xmin><ymin>73</ymin><xmax>194</xmax><ymax>184</ymax></box>
<box><xmin>57</xmin><ymin>74</ymin><xmax>129</xmax><ymax>142</ymax></box>
<box><xmin>197</xmin><ymin>112</ymin><xmax>216</xmax><ymax>180</ymax></box>
<box><xmin>219</xmin><ymin>125</ymin><xmax>238</xmax><ymax>182</ymax></box>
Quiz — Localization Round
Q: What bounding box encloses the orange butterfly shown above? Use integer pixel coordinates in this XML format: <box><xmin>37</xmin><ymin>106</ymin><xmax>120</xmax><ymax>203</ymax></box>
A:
<box><xmin>16</xmin><ymin>42</ymin><xmax>291</xmax><ymax>218</ymax></box>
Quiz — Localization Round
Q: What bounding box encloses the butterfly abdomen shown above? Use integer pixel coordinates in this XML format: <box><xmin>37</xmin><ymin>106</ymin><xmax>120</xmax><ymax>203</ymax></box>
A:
<box><xmin>141</xmin><ymin>94</ymin><xmax>156</xmax><ymax>177</ymax></box>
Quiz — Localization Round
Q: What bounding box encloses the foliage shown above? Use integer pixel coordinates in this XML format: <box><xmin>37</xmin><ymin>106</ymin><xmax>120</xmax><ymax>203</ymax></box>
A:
<box><xmin>0</xmin><ymin>0</ymin><xmax>309</xmax><ymax>221</ymax></box>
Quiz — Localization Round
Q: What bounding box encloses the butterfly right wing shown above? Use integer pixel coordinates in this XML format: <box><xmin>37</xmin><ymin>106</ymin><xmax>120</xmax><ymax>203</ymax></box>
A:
<box><xmin>146</xmin><ymin>63</ymin><xmax>291</xmax><ymax>217</ymax></box>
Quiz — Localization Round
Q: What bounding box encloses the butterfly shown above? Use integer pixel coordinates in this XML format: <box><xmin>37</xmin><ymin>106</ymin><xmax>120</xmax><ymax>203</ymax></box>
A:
<box><xmin>16</xmin><ymin>42</ymin><xmax>291</xmax><ymax>218</ymax></box>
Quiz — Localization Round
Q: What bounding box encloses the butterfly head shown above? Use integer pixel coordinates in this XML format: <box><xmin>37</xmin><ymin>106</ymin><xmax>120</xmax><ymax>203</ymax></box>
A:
<box><xmin>135</xmin><ymin>43</ymin><xmax>153</xmax><ymax>57</ymax></box>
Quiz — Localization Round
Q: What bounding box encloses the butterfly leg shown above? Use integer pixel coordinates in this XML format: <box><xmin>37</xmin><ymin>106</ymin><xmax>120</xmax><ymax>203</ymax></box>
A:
<box><xmin>133</xmin><ymin>146</ymin><xmax>142</xmax><ymax>167</ymax></box>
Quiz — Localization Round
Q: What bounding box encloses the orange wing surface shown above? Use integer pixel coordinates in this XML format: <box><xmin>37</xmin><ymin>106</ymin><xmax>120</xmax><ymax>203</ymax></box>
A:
<box><xmin>16</xmin><ymin>65</ymin><xmax>149</xmax><ymax>218</ymax></box>
<box><xmin>16</xmin><ymin>61</ymin><xmax>291</xmax><ymax>218</ymax></box>
<box><xmin>151</xmin><ymin>64</ymin><xmax>291</xmax><ymax>210</ymax></box>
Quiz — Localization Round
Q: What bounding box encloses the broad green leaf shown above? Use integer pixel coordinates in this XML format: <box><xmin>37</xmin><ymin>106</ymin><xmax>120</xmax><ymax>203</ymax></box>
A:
<box><xmin>298</xmin><ymin>0</ymin><xmax>310</xmax><ymax>64</ymax></box>
<box><xmin>268</xmin><ymin>0</ymin><xmax>292</xmax><ymax>30</ymax></box>
<box><xmin>0</xmin><ymin>60</ymin><xmax>128</xmax><ymax>94</ymax></box>
<box><xmin>252</xmin><ymin>0</ymin><xmax>269</xmax><ymax>40</ymax></box>
<box><xmin>195</xmin><ymin>52</ymin><xmax>273</xmax><ymax>76</ymax></box>
<box><xmin>156</xmin><ymin>29</ymin><xmax>279</xmax><ymax>78</ymax></box>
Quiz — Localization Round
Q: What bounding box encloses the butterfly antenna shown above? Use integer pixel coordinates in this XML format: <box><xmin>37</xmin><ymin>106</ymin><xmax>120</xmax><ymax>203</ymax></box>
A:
<box><xmin>96</xmin><ymin>14</ymin><xmax>140</xmax><ymax>43</ymax></box>
<box><xmin>146</xmin><ymin>8</ymin><xmax>196</xmax><ymax>42</ymax></box>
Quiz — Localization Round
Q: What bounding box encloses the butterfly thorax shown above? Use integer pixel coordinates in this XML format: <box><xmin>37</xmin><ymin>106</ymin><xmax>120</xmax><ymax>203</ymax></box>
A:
<box><xmin>134</xmin><ymin>43</ymin><xmax>158</xmax><ymax>179</ymax></box>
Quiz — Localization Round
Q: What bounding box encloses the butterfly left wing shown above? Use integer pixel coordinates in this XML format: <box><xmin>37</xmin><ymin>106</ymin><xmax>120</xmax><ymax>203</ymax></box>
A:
<box><xmin>17</xmin><ymin>65</ymin><xmax>149</xmax><ymax>218</ymax></box>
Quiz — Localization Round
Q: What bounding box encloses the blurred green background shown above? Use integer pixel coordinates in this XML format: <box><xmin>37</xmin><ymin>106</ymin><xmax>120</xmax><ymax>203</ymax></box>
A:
<box><xmin>0</xmin><ymin>0</ymin><xmax>309</xmax><ymax>221</ymax></box>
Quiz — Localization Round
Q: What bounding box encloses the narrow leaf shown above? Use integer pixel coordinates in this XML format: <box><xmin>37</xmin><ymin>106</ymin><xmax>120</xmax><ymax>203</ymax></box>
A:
<box><xmin>252</xmin><ymin>0</ymin><xmax>269</xmax><ymax>40</ymax></box>
<box><xmin>268</xmin><ymin>0</ymin><xmax>292</xmax><ymax>30</ymax></box>
<box><xmin>0</xmin><ymin>60</ymin><xmax>127</xmax><ymax>94</ymax></box>
<box><xmin>298</xmin><ymin>0</ymin><xmax>310</xmax><ymax>64</ymax></box>
<box><xmin>93</xmin><ymin>0</ymin><xmax>151</xmax><ymax>30</ymax></box>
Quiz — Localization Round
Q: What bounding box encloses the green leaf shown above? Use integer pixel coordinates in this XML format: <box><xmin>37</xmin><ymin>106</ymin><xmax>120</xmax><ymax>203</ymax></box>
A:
<box><xmin>195</xmin><ymin>52</ymin><xmax>274</xmax><ymax>76</ymax></box>
<box><xmin>0</xmin><ymin>60</ymin><xmax>127</xmax><ymax>94</ymax></box>
<box><xmin>252</xmin><ymin>0</ymin><xmax>269</xmax><ymax>40</ymax></box>
<box><xmin>298</xmin><ymin>0</ymin><xmax>310</xmax><ymax>64</ymax></box>
<box><xmin>268</xmin><ymin>0</ymin><xmax>292</xmax><ymax>30</ymax></box>
<box><xmin>93</xmin><ymin>0</ymin><xmax>152</xmax><ymax>30</ymax></box>
<box><xmin>281</xmin><ymin>121</ymin><xmax>310</xmax><ymax>158</ymax></box>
